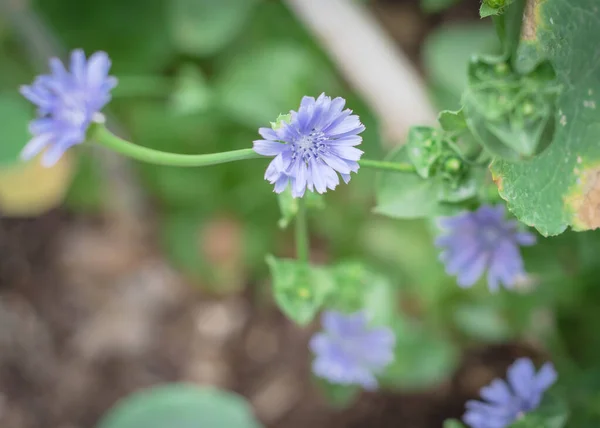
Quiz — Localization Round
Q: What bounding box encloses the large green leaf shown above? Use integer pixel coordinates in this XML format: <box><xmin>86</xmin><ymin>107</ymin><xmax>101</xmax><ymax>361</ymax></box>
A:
<box><xmin>97</xmin><ymin>384</ymin><xmax>262</xmax><ymax>428</ymax></box>
<box><xmin>463</xmin><ymin>58</ymin><xmax>559</xmax><ymax>161</ymax></box>
<box><xmin>491</xmin><ymin>0</ymin><xmax>600</xmax><ymax>236</ymax></box>
<box><xmin>0</xmin><ymin>93</ymin><xmax>31</xmax><ymax>166</ymax></box>
<box><xmin>169</xmin><ymin>0</ymin><xmax>259</xmax><ymax>57</ymax></box>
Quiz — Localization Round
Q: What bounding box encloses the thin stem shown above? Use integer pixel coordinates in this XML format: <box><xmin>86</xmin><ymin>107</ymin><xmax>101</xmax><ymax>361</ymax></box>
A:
<box><xmin>91</xmin><ymin>124</ymin><xmax>415</xmax><ymax>174</ymax></box>
<box><xmin>359</xmin><ymin>159</ymin><xmax>415</xmax><ymax>173</ymax></box>
<box><xmin>91</xmin><ymin>124</ymin><xmax>262</xmax><ymax>167</ymax></box>
<box><xmin>295</xmin><ymin>198</ymin><xmax>309</xmax><ymax>264</ymax></box>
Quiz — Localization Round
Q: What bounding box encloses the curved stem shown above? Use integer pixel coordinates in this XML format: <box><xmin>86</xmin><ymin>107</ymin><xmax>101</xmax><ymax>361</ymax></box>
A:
<box><xmin>91</xmin><ymin>124</ymin><xmax>415</xmax><ymax>174</ymax></box>
<box><xmin>359</xmin><ymin>159</ymin><xmax>415</xmax><ymax>173</ymax></box>
<box><xmin>90</xmin><ymin>124</ymin><xmax>262</xmax><ymax>167</ymax></box>
<box><xmin>295</xmin><ymin>198</ymin><xmax>310</xmax><ymax>264</ymax></box>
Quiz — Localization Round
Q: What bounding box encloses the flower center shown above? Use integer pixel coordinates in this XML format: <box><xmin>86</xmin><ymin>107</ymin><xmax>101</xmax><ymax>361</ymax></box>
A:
<box><xmin>56</xmin><ymin>93</ymin><xmax>89</xmax><ymax>128</ymax></box>
<box><xmin>292</xmin><ymin>131</ymin><xmax>327</xmax><ymax>162</ymax></box>
<box><xmin>481</xmin><ymin>225</ymin><xmax>502</xmax><ymax>246</ymax></box>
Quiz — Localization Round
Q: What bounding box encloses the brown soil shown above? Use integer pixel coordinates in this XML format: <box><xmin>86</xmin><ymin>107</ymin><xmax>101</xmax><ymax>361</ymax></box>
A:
<box><xmin>0</xmin><ymin>210</ymin><xmax>538</xmax><ymax>428</ymax></box>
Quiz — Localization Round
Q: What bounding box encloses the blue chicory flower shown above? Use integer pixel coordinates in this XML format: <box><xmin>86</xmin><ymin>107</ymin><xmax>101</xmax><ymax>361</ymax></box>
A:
<box><xmin>435</xmin><ymin>205</ymin><xmax>536</xmax><ymax>291</ymax></box>
<box><xmin>463</xmin><ymin>357</ymin><xmax>557</xmax><ymax>428</ymax></box>
<box><xmin>309</xmin><ymin>310</ymin><xmax>395</xmax><ymax>390</ymax></box>
<box><xmin>253</xmin><ymin>93</ymin><xmax>365</xmax><ymax>198</ymax></box>
<box><xmin>20</xmin><ymin>49</ymin><xmax>117</xmax><ymax>166</ymax></box>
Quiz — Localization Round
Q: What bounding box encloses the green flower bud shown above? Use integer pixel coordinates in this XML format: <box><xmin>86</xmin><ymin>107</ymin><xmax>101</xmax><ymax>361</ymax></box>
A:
<box><xmin>494</xmin><ymin>62</ymin><xmax>509</xmax><ymax>75</ymax></box>
<box><xmin>521</xmin><ymin>102</ymin><xmax>535</xmax><ymax>116</ymax></box>
<box><xmin>444</xmin><ymin>157</ymin><xmax>462</xmax><ymax>173</ymax></box>
<box><xmin>270</xmin><ymin>113</ymin><xmax>291</xmax><ymax>130</ymax></box>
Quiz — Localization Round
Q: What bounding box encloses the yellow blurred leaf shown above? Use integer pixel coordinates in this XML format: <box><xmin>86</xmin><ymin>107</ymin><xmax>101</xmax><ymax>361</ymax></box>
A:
<box><xmin>0</xmin><ymin>152</ymin><xmax>75</xmax><ymax>216</ymax></box>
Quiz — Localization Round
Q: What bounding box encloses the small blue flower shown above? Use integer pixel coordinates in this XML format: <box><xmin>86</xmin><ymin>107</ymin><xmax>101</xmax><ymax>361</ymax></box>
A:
<box><xmin>309</xmin><ymin>310</ymin><xmax>395</xmax><ymax>390</ymax></box>
<box><xmin>253</xmin><ymin>93</ymin><xmax>365</xmax><ymax>198</ymax></box>
<box><xmin>463</xmin><ymin>358</ymin><xmax>557</xmax><ymax>428</ymax></box>
<box><xmin>435</xmin><ymin>205</ymin><xmax>536</xmax><ymax>291</ymax></box>
<box><xmin>20</xmin><ymin>49</ymin><xmax>117</xmax><ymax>166</ymax></box>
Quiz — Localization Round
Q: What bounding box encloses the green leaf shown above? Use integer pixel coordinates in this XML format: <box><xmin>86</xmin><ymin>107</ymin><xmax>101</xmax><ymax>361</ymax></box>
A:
<box><xmin>381</xmin><ymin>321</ymin><xmax>459</xmax><ymax>390</ymax></box>
<box><xmin>406</xmin><ymin>127</ymin><xmax>440</xmax><ymax>179</ymax></box>
<box><xmin>358</xmin><ymin>268</ymin><xmax>397</xmax><ymax>326</ymax></box>
<box><xmin>463</xmin><ymin>58</ymin><xmax>560</xmax><ymax>160</ymax></box>
<box><xmin>444</xmin><ymin>420</ymin><xmax>467</xmax><ymax>428</ymax></box>
<box><xmin>480</xmin><ymin>0</ymin><xmax>514</xmax><ymax>17</ymax></box>
<box><xmin>480</xmin><ymin>3</ymin><xmax>501</xmax><ymax>17</ymax></box>
<box><xmin>96</xmin><ymin>384</ymin><xmax>263</xmax><ymax>428</ymax></box>
<box><xmin>490</xmin><ymin>0</ymin><xmax>600</xmax><ymax>236</ymax></box>
<box><xmin>314</xmin><ymin>378</ymin><xmax>359</xmax><ymax>409</ymax></box>
<box><xmin>373</xmin><ymin>146</ymin><xmax>462</xmax><ymax>219</ymax></box>
<box><xmin>325</xmin><ymin>262</ymin><xmax>377</xmax><ymax>313</ymax></box>
<box><xmin>266</xmin><ymin>256</ymin><xmax>335</xmax><ymax>325</ymax></box>
<box><xmin>169</xmin><ymin>0</ymin><xmax>259</xmax><ymax>57</ymax></box>
<box><xmin>277</xmin><ymin>188</ymin><xmax>325</xmax><ymax>229</ymax></box>
<box><xmin>0</xmin><ymin>93</ymin><xmax>31</xmax><ymax>167</ymax></box>
<box><xmin>374</xmin><ymin>146</ymin><xmax>443</xmax><ymax>218</ymax></box>
<box><xmin>439</xmin><ymin>109</ymin><xmax>468</xmax><ymax>133</ymax></box>
<box><xmin>510</xmin><ymin>393</ymin><xmax>569</xmax><ymax>428</ymax></box>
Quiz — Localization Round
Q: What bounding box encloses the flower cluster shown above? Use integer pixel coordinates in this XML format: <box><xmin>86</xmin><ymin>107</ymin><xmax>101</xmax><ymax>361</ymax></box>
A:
<box><xmin>309</xmin><ymin>310</ymin><xmax>395</xmax><ymax>390</ymax></box>
<box><xmin>18</xmin><ymin>51</ymin><xmax>560</xmax><ymax>426</ymax></box>
<box><xmin>20</xmin><ymin>49</ymin><xmax>117</xmax><ymax>166</ymax></box>
<box><xmin>253</xmin><ymin>93</ymin><xmax>365</xmax><ymax>198</ymax></box>
<box><xmin>435</xmin><ymin>205</ymin><xmax>536</xmax><ymax>291</ymax></box>
<box><xmin>463</xmin><ymin>358</ymin><xmax>557</xmax><ymax>428</ymax></box>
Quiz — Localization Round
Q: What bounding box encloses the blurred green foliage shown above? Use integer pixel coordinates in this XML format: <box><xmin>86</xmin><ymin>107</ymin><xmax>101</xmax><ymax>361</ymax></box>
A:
<box><xmin>1</xmin><ymin>0</ymin><xmax>600</xmax><ymax>424</ymax></box>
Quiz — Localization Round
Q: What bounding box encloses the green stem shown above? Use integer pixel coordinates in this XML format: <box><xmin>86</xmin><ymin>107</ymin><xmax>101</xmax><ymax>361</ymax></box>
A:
<box><xmin>359</xmin><ymin>159</ymin><xmax>415</xmax><ymax>173</ymax></box>
<box><xmin>295</xmin><ymin>198</ymin><xmax>309</xmax><ymax>264</ymax></box>
<box><xmin>91</xmin><ymin>124</ymin><xmax>262</xmax><ymax>167</ymax></box>
<box><xmin>91</xmin><ymin>124</ymin><xmax>415</xmax><ymax>174</ymax></box>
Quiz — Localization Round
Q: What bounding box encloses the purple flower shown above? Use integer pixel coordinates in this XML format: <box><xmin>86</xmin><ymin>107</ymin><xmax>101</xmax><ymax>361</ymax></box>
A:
<box><xmin>309</xmin><ymin>310</ymin><xmax>395</xmax><ymax>390</ymax></box>
<box><xmin>20</xmin><ymin>49</ymin><xmax>117</xmax><ymax>166</ymax></box>
<box><xmin>253</xmin><ymin>93</ymin><xmax>365</xmax><ymax>198</ymax></box>
<box><xmin>435</xmin><ymin>205</ymin><xmax>536</xmax><ymax>291</ymax></box>
<box><xmin>463</xmin><ymin>358</ymin><xmax>557</xmax><ymax>428</ymax></box>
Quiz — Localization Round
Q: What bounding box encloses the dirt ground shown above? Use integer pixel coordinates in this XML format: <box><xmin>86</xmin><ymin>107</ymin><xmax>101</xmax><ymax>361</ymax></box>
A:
<box><xmin>0</xmin><ymin>1</ymin><xmax>540</xmax><ymax>427</ymax></box>
<box><xmin>0</xmin><ymin>210</ymin><xmax>540</xmax><ymax>428</ymax></box>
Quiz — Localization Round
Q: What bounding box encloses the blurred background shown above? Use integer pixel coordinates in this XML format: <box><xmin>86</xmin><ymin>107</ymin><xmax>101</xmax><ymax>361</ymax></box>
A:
<box><xmin>0</xmin><ymin>0</ymin><xmax>593</xmax><ymax>427</ymax></box>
